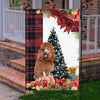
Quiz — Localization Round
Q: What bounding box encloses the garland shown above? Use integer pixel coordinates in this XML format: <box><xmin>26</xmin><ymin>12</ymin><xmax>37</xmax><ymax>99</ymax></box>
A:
<box><xmin>36</xmin><ymin>9</ymin><xmax>79</xmax><ymax>34</ymax></box>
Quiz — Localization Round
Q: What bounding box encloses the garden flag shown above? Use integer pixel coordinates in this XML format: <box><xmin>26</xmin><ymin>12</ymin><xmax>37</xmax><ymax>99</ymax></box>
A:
<box><xmin>26</xmin><ymin>9</ymin><xmax>79</xmax><ymax>91</ymax></box>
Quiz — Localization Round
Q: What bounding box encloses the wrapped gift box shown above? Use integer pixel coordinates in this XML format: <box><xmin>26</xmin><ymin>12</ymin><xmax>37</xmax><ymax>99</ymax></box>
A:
<box><xmin>69</xmin><ymin>74</ymin><xmax>79</xmax><ymax>81</ymax></box>
<box><xmin>68</xmin><ymin>67</ymin><xmax>77</xmax><ymax>74</ymax></box>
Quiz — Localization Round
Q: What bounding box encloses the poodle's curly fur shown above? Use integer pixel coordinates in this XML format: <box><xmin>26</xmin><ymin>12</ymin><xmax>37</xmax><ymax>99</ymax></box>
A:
<box><xmin>34</xmin><ymin>42</ymin><xmax>55</xmax><ymax>83</ymax></box>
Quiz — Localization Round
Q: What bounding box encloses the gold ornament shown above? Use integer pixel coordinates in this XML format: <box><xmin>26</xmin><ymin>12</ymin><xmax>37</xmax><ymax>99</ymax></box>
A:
<box><xmin>68</xmin><ymin>67</ymin><xmax>71</xmax><ymax>74</ymax></box>
<box><xmin>67</xmin><ymin>79</ymin><xmax>72</xmax><ymax>84</ymax></box>
<box><xmin>71</xmin><ymin>9</ymin><xmax>78</xmax><ymax>15</ymax></box>
<box><xmin>39</xmin><ymin>85</ymin><xmax>43</xmax><ymax>89</ymax></box>
<box><xmin>26</xmin><ymin>83</ymin><xmax>31</xmax><ymax>88</ymax></box>
<box><xmin>32</xmin><ymin>87</ymin><xmax>36</xmax><ymax>89</ymax></box>
<box><xmin>36</xmin><ymin>10</ymin><xmax>41</xmax><ymax>14</ymax></box>
<box><xmin>36</xmin><ymin>86</ymin><xmax>40</xmax><ymax>91</ymax></box>
<box><xmin>71</xmin><ymin>86</ymin><xmax>78</xmax><ymax>90</ymax></box>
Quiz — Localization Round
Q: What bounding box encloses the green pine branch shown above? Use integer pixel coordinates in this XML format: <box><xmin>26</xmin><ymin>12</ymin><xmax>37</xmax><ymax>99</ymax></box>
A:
<box><xmin>10</xmin><ymin>0</ymin><xmax>22</xmax><ymax>7</ymax></box>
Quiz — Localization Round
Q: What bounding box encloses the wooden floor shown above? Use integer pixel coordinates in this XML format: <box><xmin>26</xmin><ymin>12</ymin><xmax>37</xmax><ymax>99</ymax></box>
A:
<box><xmin>82</xmin><ymin>53</ymin><xmax>100</xmax><ymax>60</ymax></box>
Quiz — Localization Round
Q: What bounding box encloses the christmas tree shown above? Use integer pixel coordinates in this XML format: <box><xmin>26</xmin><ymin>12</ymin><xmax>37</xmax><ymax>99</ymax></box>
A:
<box><xmin>48</xmin><ymin>28</ymin><xmax>69</xmax><ymax>79</ymax></box>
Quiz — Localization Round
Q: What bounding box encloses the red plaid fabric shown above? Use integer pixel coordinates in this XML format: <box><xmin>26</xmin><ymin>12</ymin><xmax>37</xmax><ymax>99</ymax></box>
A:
<box><xmin>25</xmin><ymin>9</ymin><xmax>43</xmax><ymax>85</ymax></box>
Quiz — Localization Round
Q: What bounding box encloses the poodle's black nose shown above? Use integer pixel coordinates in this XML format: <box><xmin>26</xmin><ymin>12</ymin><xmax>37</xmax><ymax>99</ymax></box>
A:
<box><xmin>44</xmin><ymin>52</ymin><xmax>47</xmax><ymax>55</ymax></box>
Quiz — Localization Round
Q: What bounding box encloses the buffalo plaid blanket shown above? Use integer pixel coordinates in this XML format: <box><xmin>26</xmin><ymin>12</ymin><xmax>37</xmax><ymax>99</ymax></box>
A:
<box><xmin>25</xmin><ymin>9</ymin><xmax>43</xmax><ymax>84</ymax></box>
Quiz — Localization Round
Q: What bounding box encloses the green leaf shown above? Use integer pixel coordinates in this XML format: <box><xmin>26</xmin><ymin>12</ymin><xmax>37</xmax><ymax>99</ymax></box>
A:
<box><xmin>47</xmin><ymin>12</ymin><xmax>52</xmax><ymax>17</ymax></box>
<box><xmin>41</xmin><ymin>87</ymin><xmax>46</xmax><ymax>90</ymax></box>
<box><xmin>63</xmin><ymin>9</ymin><xmax>71</xmax><ymax>17</ymax></box>
<box><xmin>47</xmin><ymin>85</ymin><xmax>52</xmax><ymax>89</ymax></box>
<box><xmin>10</xmin><ymin>0</ymin><xmax>22</xmax><ymax>7</ymax></box>
<box><xmin>50</xmin><ymin>88</ymin><xmax>56</xmax><ymax>91</ymax></box>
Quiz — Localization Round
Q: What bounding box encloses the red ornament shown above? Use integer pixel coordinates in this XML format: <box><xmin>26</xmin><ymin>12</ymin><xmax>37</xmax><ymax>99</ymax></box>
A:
<box><xmin>69</xmin><ymin>13</ymin><xmax>75</xmax><ymax>19</ymax></box>
<box><xmin>76</xmin><ymin>85</ymin><xmax>79</xmax><ymax>90</ymax></box>
<box><xmin>69</xmin><ymin>10</ymin><xmax>79</xmax><ymax>22</ymax></box>
<box><xmin>57</xmin><ymin>79</ymin><xmax>60</xmax><ymax>84</ymax></box>
<box><xmin>74</xmin><ymin>17</ymin><xmax>79</xmax><ymax>21</ymax></box>
<box><xmin>63</xmin><ymin>82</ymin><xmax>67</xmax><ymax>86</ymax></box>
<box><xmin>74</xmin><ymin>79</ymin><xmax>79</xmax><ymax>85</ymax></box>
<box><xmin>60</xmin><ymin>79</ymin><xmax>64</xmax><ymax>85</ymax></box>
<box><xmin>69</xmin><ymin>83</ymin><xmax>75</xmax><ymax>89</ymax></box>
<box><xmin>74</xmin><ymin>79</ymin><xmax>79</xmax><ymax>90</ymax></box>
<box><xmin>51</xmin><ymin>83</ymin><xmax>56</xmax><ymax>88</ymax></box>
<box><xmin>44</xmin><ymin>84</ymin><xmax>47</xmax><ymax>87</ymax></box>
<box><xmin>41</xmin><ymin>80</ymin><xmax>48</xmax><ymax>86</ymax></box>
<box><xmin>76</xmin><ymin>81</ymin><xmax>79</xmax><ymax>86</ymax></box>
<box><xmin>35</xmin><ymin>82</ymin><xmax>40</xmax><ymax>86</ymax></box>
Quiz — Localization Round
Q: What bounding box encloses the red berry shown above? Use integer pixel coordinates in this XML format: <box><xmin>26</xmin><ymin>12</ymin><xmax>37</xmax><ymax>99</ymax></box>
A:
<box><xmin>47</xmin><ymin>16</ymin><xmax>50</xmax><ymax>18</ymax></box>
<box><xmin>63</xmin><ymin>87</ymin><xmax>66</xmax><ymax>91</ymax></box>
<box><xmin>63</xmin><ymin>82</ymin><xmax>67</xmax><ymax>86</ymax></box>
<box><xmin>74</xmin><ymin>79</ymin><xmax>79</xmax><ymax>85</ymax></box>
<box><xmin>75</xmin><ymin>81</ymin><xmax>79</xmax><ymax>86</ymax></box>
<box><xmin>57</xmin><ymin>18</ymin><xmax>61</xmax><ymax>25</ymax></box>
<box><xmin>46</xmin><ymin>10</ymin><xmax>50</xmax><ymax>13</ymax></box>
<box><xmin>41</xmin><ymin>80</ymin><xmax>48</xmax><ymax>87</ymax></box>
<box><xmin>69</xmin><ymin>83</ymin><xmax>75</xmax><ymax>89</ymax></box>
<box><xmin>51</xmin><ymin>14</ymin><xmax>55</xmax><ymax>17</ymax></box>
<box><xmin>74</xmin><ymin>80</ymin><xmax>79</xmax><ymax>90</ymax></box>
<box><xmin>46</xmin><ymin>87</ymin><xmax>50</xmax><ymax>91</ymax></box>
<box><xmin>74</xmin><ymin>18</ymin><xmax>79</xmax><ymax>21</ymax></box>
<box><xmin>51</xmin><ymin>83</ymin><xmax>56</xmax><ymax>88</ymax></box>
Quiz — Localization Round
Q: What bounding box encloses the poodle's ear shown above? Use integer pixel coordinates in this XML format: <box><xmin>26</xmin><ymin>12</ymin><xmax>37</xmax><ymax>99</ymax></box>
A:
<box><xmin>37</xmin><ymin>48</ymin><xmax>42</xmax><ymax>61</ymax></box>
<box><xmin>52</xmin><ymin>48</ymin><xmax>55</xmax><ymax>60</ymax></box>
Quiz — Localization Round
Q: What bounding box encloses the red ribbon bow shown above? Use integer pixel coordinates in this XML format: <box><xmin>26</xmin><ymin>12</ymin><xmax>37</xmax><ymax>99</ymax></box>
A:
<box><xmin>48</xmin><ymin>9</ymin><xmax>79</xmax><ymax>33</ymax></box>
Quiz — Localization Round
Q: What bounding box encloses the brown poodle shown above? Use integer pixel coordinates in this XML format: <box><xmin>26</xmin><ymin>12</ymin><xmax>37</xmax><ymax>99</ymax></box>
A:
<box><xmin>34</xmin><ymin>42</ymin><xmax>55</xmax><ymax>83</ymax></box>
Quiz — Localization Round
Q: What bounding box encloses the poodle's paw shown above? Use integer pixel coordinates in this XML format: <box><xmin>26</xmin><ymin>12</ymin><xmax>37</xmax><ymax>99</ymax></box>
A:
<box><xmin>35</xmin><ymin>77</ymin><xmax>42</xmax><ymax>82</ymax></box>
<box><xmin>41</xmin><ymin>76</ymin><xmax>50</xmax><ymax>83</ymax></box>
<box><xmin>49</xmin><ymin>75</ymin><xmax>55</xmax><ymax>84</ymax></box>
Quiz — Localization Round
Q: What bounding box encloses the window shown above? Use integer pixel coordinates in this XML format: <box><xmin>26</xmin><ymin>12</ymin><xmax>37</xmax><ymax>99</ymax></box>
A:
<box><xmin>32</xmin><ymin>0</ymin><xmax>42</xmax><ymax>9</ymax></box>
<box><xmin>64</xmin><ymin>0</ymin><xmax>69</xmax><ymax>9</ymax></box>
<box><xmin>73</xmin><ymin>0</ymin><xmax>80</xmax><ymax>9</ymax></box>
<box><xmin>98</xmin><ymin>0</ymin><xmax>100</xmax><ymax>49</ymax></box>
<box><xmin>98</xmin><ymin>18</ymin><xmax>100</xmax><ymax>49</ymax></box>
<box><xmin>64</xmin><ymin>0</ymin><xmax>80</xmax><ymax>9</ymax></box>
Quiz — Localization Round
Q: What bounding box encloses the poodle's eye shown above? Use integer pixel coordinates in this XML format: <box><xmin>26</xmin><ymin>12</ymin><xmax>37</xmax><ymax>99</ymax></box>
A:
<box><xmin>41</xmin><ymin>49</ymin><xmax>44</xmax><ymax>51</ymax></box>
<box><xmin>47</xmin><ymin>48</ymin><xmax>50</xmax><ymax>50</ymax></box>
